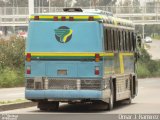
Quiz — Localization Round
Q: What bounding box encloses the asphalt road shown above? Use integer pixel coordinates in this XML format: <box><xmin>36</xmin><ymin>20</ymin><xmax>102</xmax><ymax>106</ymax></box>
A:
<box><xmin>146</xmin><ymin>39</ymin><xmax>160</xmax><ymax>60</ymax></box>
<box><xmin>0</xmin><ymin>87</ymin><xmax>24</xmax><ymax>101</ymax></box>
<box><xmin>1</xmin><ymin>78</ymin><xmax>160</xmax><ymax>114</ymax></box>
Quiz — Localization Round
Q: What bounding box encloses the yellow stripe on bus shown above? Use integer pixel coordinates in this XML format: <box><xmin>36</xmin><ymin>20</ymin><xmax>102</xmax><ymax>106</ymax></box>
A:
<box><xmin>121</xmin><ymin>53</ymin><xmax>134</xmax><ymax>56</ymax></box>
<box><xmin>30</xmin><ymin>15</ymin><xmax>102</xmax><ymax>20</ymax></box>
<box><xmin>25</xmin><ymin>52</ymin><xmax>114</xmax><ymax>57</ymax></box>
<box><xmin>119</xmin><ymin>52</ymin><xmax>134</xmax><ymax>74</ymax></box>
<box><xmin>30</xmin><ymin>16</ymin><xmax>34</xmax><ymax>19</ymax></box>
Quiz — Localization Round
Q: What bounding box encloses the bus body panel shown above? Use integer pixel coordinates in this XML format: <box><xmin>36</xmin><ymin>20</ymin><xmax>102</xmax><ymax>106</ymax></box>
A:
<box><xmin>26</xmin><ymin>21</ymin><xmax>103</xmax><ymax>52</ymax></box>
<box><xmin>25</xmin><ymin>21</ymin><xmax>107</xmax><ymax>101</ymax></box>
<box><xmin>25</xmin><ymin>61</ymin><xmax>103</xmax><ymax>78</ymax></box>
<box><xmin>25</xmin><ymin>90</ymin><xmax>102</xmax><ymax>100</ymax></box>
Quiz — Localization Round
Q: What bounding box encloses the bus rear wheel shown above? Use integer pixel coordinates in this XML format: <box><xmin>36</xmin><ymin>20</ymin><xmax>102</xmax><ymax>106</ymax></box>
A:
<box><xmin>125</xmin><ymin>91</ymin><xmax>132</xmax><ymax>104</ymax></box>
<box><xmin>38</xmin><ymin>101</ymin><xmax>59</xmax><ymax>111</ymax></box>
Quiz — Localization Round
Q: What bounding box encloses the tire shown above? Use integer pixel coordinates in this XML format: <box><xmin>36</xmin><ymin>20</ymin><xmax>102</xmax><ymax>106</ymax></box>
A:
<box><xmin>108</xmin><ymin>81</ymin><xmax>114</xmax><ymax>110</ymax></box>
<box><xmin>126</xmin><ymin>91</ymin><xmax>132</xmax><ymax>104</ymax></box>
<box><xmin>38</xmin><ymin>101</ymin><xmax>59</xmax><ymax>111</ymax></box>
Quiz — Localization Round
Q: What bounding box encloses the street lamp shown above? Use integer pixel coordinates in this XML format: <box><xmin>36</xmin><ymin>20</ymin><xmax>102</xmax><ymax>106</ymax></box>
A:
<box><xmin>64</xmin><ymin>0</ymin><xmax>68</xmax><ymax>7</ymax></box>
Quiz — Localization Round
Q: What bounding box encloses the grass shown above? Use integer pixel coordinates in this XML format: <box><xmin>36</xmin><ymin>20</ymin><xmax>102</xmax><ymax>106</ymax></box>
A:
<box><xmin>0</xmin><ymin>99</ymin><xmax>28</xmax><ymax>105</ymax></box>
<box><xmin>0</xmin><ymin>36</ymin><xmax>25</xmax><ymax>88</ymax></box>
<box><xmin>0</xmin><ymin>67</ymin><xmax>24</xmax><ymax>88</ymax></box>
<box><xmin>136</xmin><ymin>62</ymin><xmax>150</xmax><ymax>78</ymax></box>
<box><xmin>151</xmin><ymin>35</ymin><xmax>160</xmax><ymax>40</ymax></box>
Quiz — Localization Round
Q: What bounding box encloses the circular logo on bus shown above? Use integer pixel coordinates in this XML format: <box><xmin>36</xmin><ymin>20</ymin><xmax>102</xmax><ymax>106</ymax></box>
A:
<box><xmin>55</xmin><ymin>26</ymin><xmax>73</xmax><ymax>43</ymax></box>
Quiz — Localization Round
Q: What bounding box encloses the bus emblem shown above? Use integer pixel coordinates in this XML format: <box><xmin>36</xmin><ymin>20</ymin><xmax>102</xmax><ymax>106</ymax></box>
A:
<box><xmin>55</xmin><ymin>26</ymin><xmax>73</xmax><ymax>43</ymax></box>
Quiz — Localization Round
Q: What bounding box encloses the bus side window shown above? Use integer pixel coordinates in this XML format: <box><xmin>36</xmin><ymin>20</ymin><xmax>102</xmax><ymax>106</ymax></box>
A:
<box><xmin>128</xmin><ymin>32</ymin><xmax>133</xmax><ymax>51</ymax></box>
<box><xmin>124</xmin><ymin>31</ymin><xmax>127</xmax><ymax>51</ymax></box>
<box><xmin>106</xmin><ymin>28</ymin><xmax>111</xmax><ymax>51</ymax></box>
<box><xmin>120</xmin><ymin>31</ymin><xmax>123</xmax><ymax>51</ymax></box>
<box><xmin>110</xmin><ymin>29</ymin><xmax>113</xmax><ymax>51</ymax></box>
<box><xmin>112</xmin><ymin>30</ymin><xmax>116</xmax><ymax>51</ymax></box>
<box><xmin>111</xmin><ymin>29</ymin><xmax>113</xmax><ymax>51</ymax></box>
<box><xmin>104</xmin><ymin>29</ymin><xmax>108</xmax><ymax>51</ymax></box>
<box><xmin>128</xmin><ymin>31</ymin><xmax>130</xmax><ymax>51</ymax></box>
<box><xmin>122</xmin><ymin>31</ymin><xmax>125</xmax><ymax>51</ymax></box>
<box><xmin>107</xmin><ymin>29</ymin><xmax>111</xmax><ymax>51</ymax></box>
<box><xmin>115</xmin><ymin>30</ymin><xmax>118</xmax><ymax>51</ymax></box>
<box><xmin>116</xmin><ymin>30</ymin><xmax>119</xmax><ymax>51</ymax></box>
<box><xmin>118</xmin><ymin>31</ymin><xmax>121</xmax><ymax>51</ymax></box>
<box><xmin>125</xmin><ymin>31</ymin><xmax>129</xmax><ymax>51</ymax></box>
<box><xmin>129</xmin><ymin>32</ymin><xmax>132</xmax><ymax>51</ymax></box>
<box><xmin>132</xmin><ymin>32</ymin><xmax>135</xmax><ymax>51</ymax></box>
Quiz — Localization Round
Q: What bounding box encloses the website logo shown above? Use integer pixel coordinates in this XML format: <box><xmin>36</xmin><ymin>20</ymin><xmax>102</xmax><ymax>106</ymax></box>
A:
<box><xmin>55</xmin><ymin>26</ymin><xmax>73</xmax><ymax>43</ymax></box>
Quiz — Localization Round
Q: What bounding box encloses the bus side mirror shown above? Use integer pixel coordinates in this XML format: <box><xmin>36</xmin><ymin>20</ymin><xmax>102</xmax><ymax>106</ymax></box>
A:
<box><xmin>135</xmin><ymin>35</ymin><xmax>142</xmax><ymax>62</ymax></box>
<box><xmin>137</xmin><ymin>36</ymin><xmax>142</xmax><ymax>48</ymax></box>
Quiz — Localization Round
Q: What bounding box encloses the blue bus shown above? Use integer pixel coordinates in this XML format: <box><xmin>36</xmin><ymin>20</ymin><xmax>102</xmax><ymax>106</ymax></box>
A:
<box><xmin>25</xmin><ymin>8</ymin><xmax>138</xmax><ymax>111</ymax></box>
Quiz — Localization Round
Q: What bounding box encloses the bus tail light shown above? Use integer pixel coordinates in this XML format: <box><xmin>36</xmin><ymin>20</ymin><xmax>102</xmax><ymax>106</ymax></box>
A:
<box><xmin>26</xmin><ymin>66</ymin><xmax>31</xmax><ymax>74</ymax></box>
<box><xmin>54</xmin><ymin>16</ymin><xmax>58</xmax><ymax>21</ymax></box>
<box><xmin>61</xmin><ymin>16</ymin><xmax>66</xmax><ymax>21</ymax></box>
<box><xmin>95</xmin><ymin>53</ymin><xmax>100</xmax><ymax>62</ymax></box>
<box><xmin>95</xmin><ymin>66</ymin><xmax>100</xmax><ymax>75</ymax></box>
<box><xmin>26</xmin><ymin>53</ymin><xmax>31</xmax><ymax>62</ymax></box>
<box><xmin>34</xmin><ymin>16</ymin><xmax>39</xmax><ymax>20</ymax></box>
<box><xmin>88</xmin><ymin>16</ymin><xmax>94</xmax><ymax>21</ymax></box>
<box><xmin>69</xmin><ymin>17</ymin><xmax>74</xmax><ymax>21</ymax></box>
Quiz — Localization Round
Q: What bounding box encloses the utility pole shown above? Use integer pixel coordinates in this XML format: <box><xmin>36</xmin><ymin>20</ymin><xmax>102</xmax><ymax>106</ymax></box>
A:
<box><xmin>49</xmin><ymin>0</ymin><xmax>51</xmax><ymax>12</ymax></box>
<box><xmin>90</xmin><ymin>0</ymin><xmax>92</xmax><ymax>8</ymax></box>
<box><xmin>29</xmin><ymin>0</ymin><xmax>34</xmax><ymax>15</ymax></box>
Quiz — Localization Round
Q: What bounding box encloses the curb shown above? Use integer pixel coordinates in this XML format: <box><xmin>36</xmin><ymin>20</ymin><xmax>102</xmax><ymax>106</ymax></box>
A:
<box><xmin>0</xmin><ymin>102</ymin><xmax>37</xmax><ymax>111</ymax></box>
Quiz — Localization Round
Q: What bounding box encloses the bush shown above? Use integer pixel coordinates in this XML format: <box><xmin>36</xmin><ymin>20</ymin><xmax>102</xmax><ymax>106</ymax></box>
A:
<box><xmin>137</xmin><ymin>48</ymin><xmax>160</xmax><ymax>78</ymax></box>
<box><xmin>0</xmin><ymin>36</ymin><xmax>25</xmax><ymax>69</ymax></box>
<box><xmin>137</xmin><ymin>63</ymin><xmax>150</xmax><ymax>78</ymax></box>
<box><xmin>0</xmin><ymin>67</ymin><xmax>24</xmax><ymax>87</ymax></box>
<box><xmin>0</xmin><ymin>36</ymin><xmax>25</xmax><ymax>88</ymax></box>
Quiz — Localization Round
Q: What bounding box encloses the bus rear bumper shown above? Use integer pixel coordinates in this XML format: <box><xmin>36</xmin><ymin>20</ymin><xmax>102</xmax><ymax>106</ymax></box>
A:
<box><xmin>25</xmin><ymin>90</ymin><xmax>103</xmax><ymax>101</ymax></box>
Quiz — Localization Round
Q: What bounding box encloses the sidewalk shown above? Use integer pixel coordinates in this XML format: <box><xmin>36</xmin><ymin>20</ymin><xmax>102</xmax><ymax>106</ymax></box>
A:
<box><xmin>0</xmin><ymin>87</ymin><xmax>25</xmax><ymax>101</ymax></box>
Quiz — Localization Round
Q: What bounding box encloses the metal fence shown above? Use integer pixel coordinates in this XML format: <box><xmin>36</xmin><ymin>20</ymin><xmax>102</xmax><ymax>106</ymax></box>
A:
<box><xmin>1</xmin><ymin>6</ymin><xmax>160</xmax><ymax>25</ymax></box>
<box><xmin>1</xmin><ymin>6</ymin><xmax>160</xmax><ymax>15</ymax></box>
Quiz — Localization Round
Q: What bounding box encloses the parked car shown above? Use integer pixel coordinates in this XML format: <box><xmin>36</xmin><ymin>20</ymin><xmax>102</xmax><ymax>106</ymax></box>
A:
<box><xmin>145</xmin><ymin>36</ymin><xmax>152</xmax><ymax>43</ymax></box>
<box><xmin>17</xmin><ymin>32</ymin><xmax>27</xmax><ymax>38</ymax></box>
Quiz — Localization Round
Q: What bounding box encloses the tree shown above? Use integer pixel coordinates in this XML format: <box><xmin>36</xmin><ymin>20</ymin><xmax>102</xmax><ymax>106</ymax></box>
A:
<box><xmin>74</xmin><ymin>0</ymin><xmax>117</xmax><ymax>7</ymax></box>
<box><xmin>99</xmin><ymin>0</ymin><xmax>117</xmax><ymax>6</ymax></box>
<box><xmin>133</xmin><ymin>0</ymin><xmax>141</xmax><ymax>13</ymax></box>
<box><xmin>74</xmin><ymin>0</ymin><xmax>90</xmax><ymax>7</ymax></box>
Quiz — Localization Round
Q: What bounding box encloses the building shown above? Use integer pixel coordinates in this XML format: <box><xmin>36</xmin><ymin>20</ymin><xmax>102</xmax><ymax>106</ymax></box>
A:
<box><xmin>146</xmin><ymin>0</ymin><xmax>160</xmax><ymax>13</ymax></box>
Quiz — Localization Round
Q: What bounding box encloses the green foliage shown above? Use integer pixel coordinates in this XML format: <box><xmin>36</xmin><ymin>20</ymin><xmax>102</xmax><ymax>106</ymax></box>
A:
<box><xmin>138</xmin><ymin>48</ymin><xmax>150</xmax><ymax>63</ymax></box>
<box><xmin>137</xmin><ymin>48</ymin><xmax>160</xmax><ymax>78</ymax></box>
<box><xmin>151</xmin><ymin>35</ymin><xmax>160</xmax><ymax>40</ymax></box>
<box><xmin>0</xmin><ymin>36</ymin><xmax>25</xmax><ymax>88</ymax></box>
<box><xmin>0</xmin><ymin>67</ymin><xmax>24</xmax><ymax>88</ymax></box>
<box><xmin>0</xmin><ymin>36</ymin><xmax>25</xmax><ymax>69</ymax></box>
<box><xmin>137</xmin><ymin>62</ymin><xmax>150</xmax><ymax>78</ymax></box>
<box><xmin>0</xmin><ymin>99</ymin><xmax>28</xmax><ymax>105</ymax></box>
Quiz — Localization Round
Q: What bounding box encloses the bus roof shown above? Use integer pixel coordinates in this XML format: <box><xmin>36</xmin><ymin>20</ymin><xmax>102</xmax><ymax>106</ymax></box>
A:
<box><xmin>30</xmin><ymin>9</ymin><xmax>134</xmax><ymax>28</ymax></box>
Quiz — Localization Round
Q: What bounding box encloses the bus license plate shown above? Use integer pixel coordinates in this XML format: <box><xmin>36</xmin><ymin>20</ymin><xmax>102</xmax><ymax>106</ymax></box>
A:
<box><xmin>57</xmin><ymin>70</ymin><xmax>67</xmax><ymax>75</ymax></box>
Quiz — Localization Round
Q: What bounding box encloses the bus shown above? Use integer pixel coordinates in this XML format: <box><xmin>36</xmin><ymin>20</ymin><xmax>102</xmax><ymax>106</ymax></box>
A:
<box><xmin>25</xmin><ymin>8</ymin><xmax>139</xmax><ymax>111</ymax></box>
